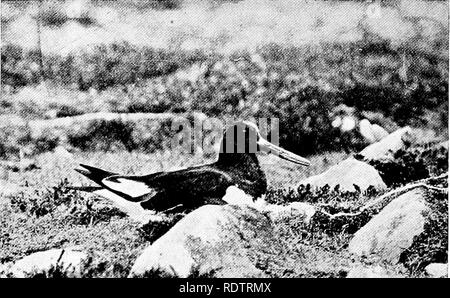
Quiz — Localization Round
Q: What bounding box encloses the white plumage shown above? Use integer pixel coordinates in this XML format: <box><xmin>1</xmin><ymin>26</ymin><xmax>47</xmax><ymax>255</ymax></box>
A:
<box><xmin>102</xmin><ymin>177</ymin><xmax>155</xmax><ymax>200</ymax></box>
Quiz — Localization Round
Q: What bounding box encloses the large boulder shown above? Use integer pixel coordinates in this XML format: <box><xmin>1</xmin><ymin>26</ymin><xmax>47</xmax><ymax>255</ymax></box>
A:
<box><xmin>359</xmin><ymin>126</ymin><xmax>412</xmax><ymax>160</ymax></box>
<box><xmin>9</xmin><ymin>247</ymin><xmax>89</xmax><ymax>278</ymax></box>
<box><xmin>348</xmin><ymin>188</ymin><xmax>428</xmax><ymax>263</ymax></box>
<box><xmin>297</xmin><ymin>157</ymin><xmax>387</xmax><ymax>192</ymax></box>
<box><xmin>129</xmin><ymin>204</ymin><xmax>284</xmax><ymax>278</ymax></box>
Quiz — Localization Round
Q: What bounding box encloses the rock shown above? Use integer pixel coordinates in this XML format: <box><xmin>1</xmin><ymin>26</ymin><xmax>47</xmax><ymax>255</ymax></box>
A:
<box><xmin>348</xmin><ymin>188</ymin><xmax>428</xmax><ymax>263</ymax></box>
<box><xmin>219</xmin><ymin>187</ymin><xmax>315</xmax><ymax>223</ymax></box>
<box><xmin>425</xmin><ymin>263</ymin><xmax>447</xmax><ymax>278</ymax></box>
<box><xmin>359</xmin><ymin>126</ymin><xmax>412</xmax><ymax>160</ymax></box>
<box><xmin>297</xmin><ymin>157</ymin><xmax>387</xmax><ymax>192</ymax></box>
<box><xmin>346</xmin><ymin>265</ymin><xmax>404</xmax><ymax>278</ymax></box>
<box><xmin>263</xmin><ymin>202</ymin><xmax>316</xmax><ymax>223</ymax></box>
<box><xmin>9</xmin><ymin>247</ymin><xmax>89</xmax><ymax>278</ymax></box>
<box><xmin>359</xmin><ymin>119</ymin><xmax>389</xmax><ymax>144</ymax></box>
<box><xmin>220</xmin><ymin>188</ymin><xmax>315</xmax><ymax>223</ymax></box>
<box><xmin>129</xmin><ymin>205</ymin><xmax>283</xmax><ymax>278</ymax></box>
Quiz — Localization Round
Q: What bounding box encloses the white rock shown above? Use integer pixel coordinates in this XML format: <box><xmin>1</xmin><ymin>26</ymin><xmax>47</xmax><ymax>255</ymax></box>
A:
<box><xmin>347</xmin><ymin>265</ymin><xmax>403</xmax><ymax>278</ymax></box>
<box><xmin>371</xmin><ymin>124</ymin><xmax>389</xmax><ymax>141</ymax></box>
<box><xmin>9</xmin><ymin>247</ymin><xmax>89</xmax><ymax>278</ymax></box>
<box><xmin>129</xmin><ymin>205</ymin><xmax>281</xmax><ymax>278</ymax></box>
<box><xmin>348</xmin><ymin>188</ymin><xmax>428</xmax><ymax>263</ymax></box>
<box><xmin>341</xmin><ymin>116</ymin><xmax>357</xmax><ymax>132</ymax></box>
<box><xmin>359</xmin><ymin>119</ymin><xmax>389</xmax><ymax>144</ymax></box>
<box><xmin>359</xmin><ymin>126</ymin><xmax>412</xmax><ymax>160</ymax></box>
<box><xmin>264</xmin><ymin>202</ymin><xmax>316</xmax><ymax>223</ymax></box>
<box><xmin>298</xmin><ymin>157</ymin><xmax>387</xmax><ymax>192</ymax></box>
<box><xmin>425</xmin><ymin>263</ymin><xmax>447</xmax><ymax>278</ymax></box>
<box><xmin>222</xmin><ymin>189</ymin><xmax>315</xmax><ymax>223</ymax></box>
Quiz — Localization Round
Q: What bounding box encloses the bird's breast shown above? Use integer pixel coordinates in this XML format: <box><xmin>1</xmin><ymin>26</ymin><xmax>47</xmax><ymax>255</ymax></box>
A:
<box><xmin>221</xmin><ymin>185</ymin><xmax>255</xmax><ymax>205</ymax></box>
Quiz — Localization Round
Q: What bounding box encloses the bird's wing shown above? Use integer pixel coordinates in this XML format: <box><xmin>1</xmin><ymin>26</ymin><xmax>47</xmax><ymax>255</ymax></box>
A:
<box><xmin>100</xmin><ymin>166</ymin><xmax>234</xmax><ymax>203</ymax></box>
<box><xmin>101</xmin><ymin>175</ymin><xmax>159</xmax><ymax>202</ymax></box>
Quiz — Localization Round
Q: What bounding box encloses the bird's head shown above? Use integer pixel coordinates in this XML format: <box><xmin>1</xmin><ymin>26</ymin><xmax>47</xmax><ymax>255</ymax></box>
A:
<box><xmin>219</xmin><ymin>121</ymin><xmax>310</xmax><ymax>166</ymax></box>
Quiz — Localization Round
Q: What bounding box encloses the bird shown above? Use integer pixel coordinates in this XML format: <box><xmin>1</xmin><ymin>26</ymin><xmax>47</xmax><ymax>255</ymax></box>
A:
<box><xmin>72</xmin><ymin>121</ymin><xmax>310</xmax><ymax>213</ymax></box>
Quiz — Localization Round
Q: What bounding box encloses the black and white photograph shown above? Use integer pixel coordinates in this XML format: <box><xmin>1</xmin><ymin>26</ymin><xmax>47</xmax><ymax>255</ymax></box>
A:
<box><xmin>0</xmin><ymin>0</ymin><xmax>448</xmax><ymax>282</ymax></box>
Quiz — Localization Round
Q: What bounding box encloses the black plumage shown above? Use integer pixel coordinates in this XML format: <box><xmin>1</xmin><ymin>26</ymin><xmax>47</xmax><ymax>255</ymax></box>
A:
<box><xmin>74</xmin><ymin>121</ymin><xmax>310</xmax><ymax>212</ymax></box>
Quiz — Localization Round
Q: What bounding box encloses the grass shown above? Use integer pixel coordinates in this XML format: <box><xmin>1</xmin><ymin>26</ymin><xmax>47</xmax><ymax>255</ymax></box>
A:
<box><xmin>0</xmin><ymin>147</ymin><xmax>348</xmax><ymax>277</ymax></box>
<box><xmin>2</xmin><ymin>39</ymin><xmax>447</xmax><ymax>157</ymax></box>
<box><xmin>2</xmin><ymin>0</ymin><xmax>448</xmax><ymax>158</ymax></box>
<box><xmin>1</xmin><ymin>142</ymin><xmax>448</xmax><ymax>277</ymax></box>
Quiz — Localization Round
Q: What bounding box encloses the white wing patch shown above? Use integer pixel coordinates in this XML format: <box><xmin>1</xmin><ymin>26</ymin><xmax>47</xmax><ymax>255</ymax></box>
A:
<box><xmin>93</xmin><ymin>189</ymin><xmax>164</xmax><ymax>224</ymax></box>
<box><xmin>102</xmin><ymin>177</ymin><xmax>156</xmax><ymax>200</ymax></box>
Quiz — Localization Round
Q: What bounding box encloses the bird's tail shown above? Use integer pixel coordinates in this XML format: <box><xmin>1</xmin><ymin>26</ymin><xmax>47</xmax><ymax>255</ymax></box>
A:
<box><xmin>75</xmin><ymin>164</ymin><xmax>116</xmax><ymax>186</ymax></box>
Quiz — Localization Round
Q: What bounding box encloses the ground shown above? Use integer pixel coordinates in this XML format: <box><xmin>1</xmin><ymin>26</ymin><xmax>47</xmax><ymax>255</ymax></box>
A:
<box><xmin>0</xmin><ymin>149</ymin><xmax>355</xmax><ymax>277</ymax></box>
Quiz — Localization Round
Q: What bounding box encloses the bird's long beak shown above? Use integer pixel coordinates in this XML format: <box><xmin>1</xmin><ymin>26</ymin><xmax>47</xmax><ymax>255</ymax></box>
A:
<box><xmin>257</xmin><ymin>138</ymin><xmax>311</xmax><ymax>166</ymax></box>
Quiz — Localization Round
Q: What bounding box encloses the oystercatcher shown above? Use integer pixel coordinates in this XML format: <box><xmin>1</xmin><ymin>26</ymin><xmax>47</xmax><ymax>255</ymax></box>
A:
<box><xmin>74</xmin><ymin>121</ymin><xmax>310</xmax><ymax>213</ymax></box>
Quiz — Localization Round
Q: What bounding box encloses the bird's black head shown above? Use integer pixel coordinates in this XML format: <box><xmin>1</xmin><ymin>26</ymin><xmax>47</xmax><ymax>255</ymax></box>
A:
<box><xmin>215</xmin><ymin>121</ymin><xmax>310</xmax><ymax>198</ymax></box>
<box><xmin>219</xmin><ymin>121</ymin><xmax>260</xmax><ymax>155</ymax></box>
<box><xmin>217</xmin><ymin>121</ymin><xmax>311</xmax><ymax>166</ymax></box>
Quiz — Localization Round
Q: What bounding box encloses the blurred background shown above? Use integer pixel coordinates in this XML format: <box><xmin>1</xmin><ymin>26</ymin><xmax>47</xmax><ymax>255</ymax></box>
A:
<box><xmin>1</xmin><ymin>0</ymin><xmax>448</xmax><ymax>159</ymax></box>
